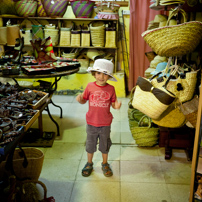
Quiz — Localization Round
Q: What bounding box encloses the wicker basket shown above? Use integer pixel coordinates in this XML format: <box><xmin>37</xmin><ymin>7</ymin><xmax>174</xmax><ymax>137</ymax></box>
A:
<box><xmin>81</xmin><ymin>30</ymin><xmax>90</xmax><ymax>47</ymax></box>
<box><xmin>44</xmin><ymin>28</ymin><xmax>59</xmax><ymax>46</ymax></box>
<box><xmin>59</xmin><ymin>27</ymin><xmax>71</xmax><ymax>46</ymax></box>
<box><xmin>71</xmin><ymin>30</ymin><xmax>81</xmax><ymax>47</ymax></box>
<box><xmin>71</xmin><ymin>0</ymin><xmax>95</xmax><ymax>18</ymax></box>
<box><xmin>90</xmin><ymin>22</ymin><xmax>105</xmax><ymax>47</ymax></box>
<box><xmin>14</xmin><ymin>0</ymin><xmax>37</xmax><ymax>17</ymax></box>
<box><xmin>0</xmin><ymin>27</ymin><xmax>7</xmax><ymax>44</ymax></box>
<box><xmin>105</xmin><ymin>27</ymin><xmax>116</xmax><ymax>47</ymax></box>
<box><xmin>12</xmin><ymin>148</ymin><xmax>44</xmax><ymax>181</ymax></box>
<box><xmin>142</xmin><ymin>8</ymin><xmax>202</xmax><ymax>57</ymax></box>
<box><xmin>42</xmin><ymin>0</ymin><xmax>69</xmax><ymax>17</ymax></box>
<box><xmin>129</xmin><ymin>115</ymin><xmax>159</xmax><ymax>147</ymax></box>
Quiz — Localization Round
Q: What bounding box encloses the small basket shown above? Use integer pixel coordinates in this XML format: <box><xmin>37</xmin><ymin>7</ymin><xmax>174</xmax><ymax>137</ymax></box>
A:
<box><xmin>81</xmin><ymin>30</ymin><xmax>90</xmax><ymax>47</ymax></box>
<box><xmin>71</xmin><ymin>0</ymin><xmax>95</xmax><ymax>18</ymax></box>
<box><xmin>44</xmin><ymin>28</ymin><xmax>59</xmax><ymax>46</ymax></box>
<box><xmin>105</xmin><ymin>27</ymin><xmax>116</xmax><ymax>47</ymax></box>
<box><xmin>90</xmin><ymin>22</ymin><xmax>105</xmax><ymax>47</ymax></box>
<box><xmin>11</xmin><ymin>148</ymin><xmax>44</xmax><ymax>181</ymax></box>
<box><xmin>71</xmin><ymin>30</ymin><xmax>81</xmax><ymax>47</ymax></box>
<box><xmin>59</xmin><ymin>27</ymin><xmax>71</xmax><ymax>46</ymax></box>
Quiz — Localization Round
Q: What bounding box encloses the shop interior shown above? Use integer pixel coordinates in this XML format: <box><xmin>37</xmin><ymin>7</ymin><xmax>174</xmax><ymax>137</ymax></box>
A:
<box><xmin>0</xmin><ymin>0</ymin><xmax>202</xmax><ymax>201</ymax></box>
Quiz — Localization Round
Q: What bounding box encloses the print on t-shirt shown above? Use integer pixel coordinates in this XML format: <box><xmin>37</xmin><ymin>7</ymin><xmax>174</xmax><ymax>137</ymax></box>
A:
<box><xmin>89</xmin><ymin>90</ymin><xmax>110</xmax><ymax>108</ymax></box>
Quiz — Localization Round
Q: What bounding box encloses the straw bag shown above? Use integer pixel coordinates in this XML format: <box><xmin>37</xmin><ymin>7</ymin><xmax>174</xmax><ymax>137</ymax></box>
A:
<box><xmin>142</xmin><ymin>8</ymin><xmax>202</xmax><ymax>57</ymax></box>
<box><xmin>179</xmin><ymin>96</ymin><xmax>199</xmax><ymax>128</ymax></box>
<box><xmin>151</xmin><ymin>58</ymin><xmax>198</xmax><ymax>103</ymax></box>
<box><xmin>129</xmin><ymin>115</ymin><xmax>159</xmax><ymax>147</ymax></box>
<box><xmin>81</xmin><ymin>25</ymin><xmax>90</xmax><ymax>47</ymax></box>
<box><xmin>90</xmin><ymin>21</ymin><xmax>105</xmax><ymax>47</ymax></box>
<box><xmin>132</xmin><ymin>76</ymin><xmax>176</xmax><ymax>120</ymax></box>
<box><xmin>152</xmin><ymin>100</ymin><xmax>186</xmax><ymax>128</ymax></box>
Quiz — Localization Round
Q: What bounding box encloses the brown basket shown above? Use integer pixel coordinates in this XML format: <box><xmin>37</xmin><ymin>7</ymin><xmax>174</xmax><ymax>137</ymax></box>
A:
<box><xmin>12</xmin><ymin>148</ymin><xmax>44</xmax><ymax>181</ymax></box>
<box><xmin>142</xmin><ymin>8</ymin><xmax>202</xmax><ymax>57</ymax></box>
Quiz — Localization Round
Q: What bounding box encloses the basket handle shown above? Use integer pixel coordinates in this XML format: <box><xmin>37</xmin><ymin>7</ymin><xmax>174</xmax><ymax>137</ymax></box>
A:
<box><xmin>138</xmin><ymin>115</ymin><xmax>152</xmax><ymax>128</ymax></box>
<box><xmin>166</xmin><ymin>8</ymin><xmax>187</xmax><ymax>26</ymax></box>
<box><xmin>128</xmin><ymin>86</ymin><xmax>136</xmax><ymax>107</ymax></box>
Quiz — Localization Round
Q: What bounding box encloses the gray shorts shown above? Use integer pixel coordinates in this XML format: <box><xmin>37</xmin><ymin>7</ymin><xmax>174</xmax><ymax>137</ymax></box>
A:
<box><xmin>86</xmin><ymin>124</ymin><xmax>112</xmax><ymax>154</ymax></box>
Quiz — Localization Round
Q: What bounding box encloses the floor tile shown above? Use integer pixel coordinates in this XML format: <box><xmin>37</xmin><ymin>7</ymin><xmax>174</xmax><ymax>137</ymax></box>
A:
<box><xmin>44</xmin><ymin>142</ymin><xmax>85</xmax><ymax>160</ymax></box>
<box><xmin>76</xmin><ymin>160</ymin><xmax>120</xmax><ymax>182</ymax></box>
<box><xmin>161</xmin><ymin>161</ymin><xmax>191</xmax><ymax>184</ymax></box>
<box><xmin>121</xmin><ymin>132</ymin><xmax>136</xmax><ymax>144</ymax></box>
<box><xmin>121</xmin><ymin>161</ymin><xmax>165</xmax><ymax>183</ymax></box>
<box><xmin>120</xmin><ymin>146</ymin><xmax>160</xmax><ymax>161</ymax></box>
<box><xmin>37</xmin><ymin>178</ymin><xmax>74</xmax><ymax>202</ymax></box>
<box><xmin>70</xmin><ymin>181</ymin><xmax>120</xmax><ymax>202</ymax></box>
<box><xmin>40</xmin><ymin>159</ymin><xmax>80</xmax><ymax>181</ymax></box>
<box><xmin>167</xmin><ymin>184</ymin><xmax>190</xmax><ymax>202</ymax></box>
<box><xmin>121</xmin><ymin>182</ymin><xmax>172</xmax><ymax>202</ymax></box>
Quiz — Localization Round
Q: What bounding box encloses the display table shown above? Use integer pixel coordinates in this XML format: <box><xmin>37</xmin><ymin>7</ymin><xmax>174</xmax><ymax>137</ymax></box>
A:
<box><xmin>0</xmin><ymin>67</ymin><xmax>79</xmax><ymax>137</ymax></box>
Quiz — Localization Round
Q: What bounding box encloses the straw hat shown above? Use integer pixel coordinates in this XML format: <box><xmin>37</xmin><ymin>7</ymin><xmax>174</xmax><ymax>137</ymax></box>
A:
<box><xmin>87</xmin><ymin>59</ymin><xmax>117</xmax><ymax>81</ymax></box>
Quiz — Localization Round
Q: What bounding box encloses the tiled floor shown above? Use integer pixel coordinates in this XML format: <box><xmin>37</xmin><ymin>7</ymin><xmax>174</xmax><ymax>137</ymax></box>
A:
<box><xmin>31</xmin><ymin>95</ymin><xmax>192</xmax><ymax>202</ymax></box>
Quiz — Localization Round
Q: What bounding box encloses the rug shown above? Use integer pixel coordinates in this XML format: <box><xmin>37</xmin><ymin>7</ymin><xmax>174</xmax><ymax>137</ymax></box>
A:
<box><xmin>20</xmin><ymin>128</ymin><xmax>55</xmax><ymax>147</ymax></box>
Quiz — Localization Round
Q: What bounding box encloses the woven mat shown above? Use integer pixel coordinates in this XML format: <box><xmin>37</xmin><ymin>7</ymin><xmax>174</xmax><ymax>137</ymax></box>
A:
<box><xmin>20</xmin><ymin>128</ymin><xmax>55</xmax><ymax>147</ymax></box>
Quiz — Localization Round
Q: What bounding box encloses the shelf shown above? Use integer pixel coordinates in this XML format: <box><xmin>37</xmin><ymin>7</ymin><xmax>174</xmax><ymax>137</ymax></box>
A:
<box><xmin>0</xmin><ymin>15</ymin><xmax>118</xmax><ymax>21</ymax></box>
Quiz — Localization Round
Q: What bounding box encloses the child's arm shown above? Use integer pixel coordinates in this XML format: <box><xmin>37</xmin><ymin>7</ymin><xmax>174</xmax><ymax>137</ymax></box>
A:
<box><xmin>112</xmin><ymin>99</ymin><xmax>122</xmax><ymax>109</ymax></box>
<box><xmin>76</xmin><ymin>93</ymin><xmax>87</xmax><ymax>104</ymax></box>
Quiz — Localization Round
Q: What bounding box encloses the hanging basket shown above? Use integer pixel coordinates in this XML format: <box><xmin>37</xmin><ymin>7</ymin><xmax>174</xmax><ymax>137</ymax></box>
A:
<box><xmin>142</xmin><ymin>8</ymin><xmax>202</xmax><ymax>57</ymax></box>
<box><xmin>71</xmin><ymin>0</ymin><xmax>95</xmax><ymax>18</ymax></box>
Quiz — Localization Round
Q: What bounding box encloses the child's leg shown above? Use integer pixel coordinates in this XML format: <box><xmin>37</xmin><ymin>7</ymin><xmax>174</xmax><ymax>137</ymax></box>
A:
<box><xmin>102</xmin><ymin>153</ymin><xmax>108</xmax><ymax>164</ymax></box>
<box><xmin>88</xmin><ymin>152</ymin><xmax>94</xmax><ymax>163</ymax></box>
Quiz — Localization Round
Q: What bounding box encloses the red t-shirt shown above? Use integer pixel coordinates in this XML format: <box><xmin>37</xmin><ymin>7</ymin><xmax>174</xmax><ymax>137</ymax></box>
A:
<box><xmin>83</xmin><ymin>82</ymin><xmax>116</xmax><ymax>127</ymax></box>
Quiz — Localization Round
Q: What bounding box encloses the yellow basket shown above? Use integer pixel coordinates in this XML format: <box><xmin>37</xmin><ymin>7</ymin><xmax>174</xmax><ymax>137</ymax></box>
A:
<box><xmin>71</xmin><ymin>30</ymin><xmax>81</xmax><ymax>47</ymax></box>
<box><xmin>105</xmin><ymin>27</ymin><xmax>116</xmax><ymax>47</ymax></box>
<box><xmin>59</xmin><ymin>27</ymin><xmax>71</xmax><ymax>46</ymax></box>
<box><xmin>81</xmin><ymin>30</ymin><xmax>90</xmax><ymax>47</ymax></box>
<box><xmin>0</xmin><ymin>27</ymin><xmax>7</xmax><ymax>44</ymax></box>
<box><xmin>90</xmin><ymin>22</ymin><xmax>105</xmax><ymax>47</ymax></box>
<box><xmin>44</xmin><ymin>28</ymin><xmax>59</xmax><ymax>46</ymax></box>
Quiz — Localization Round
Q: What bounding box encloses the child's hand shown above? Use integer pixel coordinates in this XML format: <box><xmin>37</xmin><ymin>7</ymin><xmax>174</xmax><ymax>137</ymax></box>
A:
<box><xmin>112</xmin><ymin>100</ymin><xmax>122</xmax><ymax>109</ymax></box>
<box><xmin>76</xmin><ymin>93</ymin><xmax>86</xmax><ymax>104</ymax></box>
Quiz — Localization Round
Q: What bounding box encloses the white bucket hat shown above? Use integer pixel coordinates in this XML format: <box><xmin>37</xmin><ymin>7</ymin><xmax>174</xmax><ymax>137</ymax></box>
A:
<box><xmin>87</xmin><ymin>59</ymin><xmax>117</xmax><ymax>81</ymax></box>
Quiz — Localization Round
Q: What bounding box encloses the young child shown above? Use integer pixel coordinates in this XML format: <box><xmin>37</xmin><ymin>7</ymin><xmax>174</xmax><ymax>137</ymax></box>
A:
<box><xmin>76</xmin><ymin>59</ymin><xmax>122</xmax><ymax>177</ymax></box>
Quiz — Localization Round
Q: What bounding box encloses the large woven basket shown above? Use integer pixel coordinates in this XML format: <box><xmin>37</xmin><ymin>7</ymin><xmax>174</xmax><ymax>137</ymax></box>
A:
<box><xmin>142</xmin><ymin>8</ymin><xmax>202</xmax><ymax>57</ymax></box>
<box><xmin>12</xmin><ymin>148</ymin><xmax>44</xmax><ymax>181</ymax></box>
<box><xmin>42</xmin><ymin>0</ymin><xmax>69</xmax><ymax>17</ymax></box>
<box><xmin>71</xmin><ymin>0</ymin><xmax>95</xmax><ymax>18</ymax></box>
<box><xmin>14</xmin><ymin>0</ymin><xmax>37</xmax><ymax>17</ymax></box>
<box><xmin>90</xmin><ymin>22</ymin><xmax>105</xmax><ymax>47</ymax></box>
